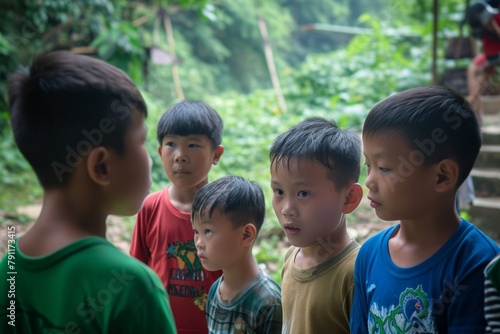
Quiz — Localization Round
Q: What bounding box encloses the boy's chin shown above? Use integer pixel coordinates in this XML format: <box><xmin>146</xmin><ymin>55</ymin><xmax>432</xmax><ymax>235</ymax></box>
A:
<box><xmin>110</xmin><ymin>199</ymin><xmax>143</xmax><ymax>217</ymax></box>
<box><xmin>202</xmin><ymin>265</ymin><xmax>221</xmax><ymax>272</ymax></box>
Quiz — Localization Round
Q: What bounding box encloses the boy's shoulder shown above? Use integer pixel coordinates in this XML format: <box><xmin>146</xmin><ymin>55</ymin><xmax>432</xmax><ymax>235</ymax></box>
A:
<box><xmin>359</xmin><ymin>225</ymin><xmax>397</xmax><ymax>250</ymax></box>
<box><xmin>137</xmin><ymin>187</ymin><xmax>173</xmax><ymax>217</ymax></box>
<box><xmin>486</xmin><ymin>252</ymin><xmax>500</xmax><ymax>276</ymax></box>
<box><xmin>358</xmin><ymin>220</ymin><xmax>500</xmax><ymax>263</ymax></box>
<box><xmin>16</xmin><ymin>237</ymin><xmax>162</xmax><ymax>288</ymax></box>
<box><xmin>0</xmin><ymin>237</ymin><xmax>175</xmax><ymax>333</ymax></box>
<box><xmin>245</xmin><ymin>271</ymin><xmax>281</xmax><ymax>307</ymax></box>
<box><xmin>455</xmin><ymin>219</ymin><xmax>500</xmax><ymax>257</ymax></box>
<box><xmin>141</xmin><ymin>188</ymin><xmax>168</xmax><ymax>207</ymax></box>
<box><xmin>285</xmin><ymin>240</ymin><xmax>360</xmax><ymax>263</ymax></box>
<box><xmin>138</xmin><ymin>186</ymin><xmax>191</xmax><ymax>221</ymax></box>
<box><xmin>283</xmin><ymin>241</ymin><xmax>359</xmax><ymax>281</ymax></box>
<box><xmin>256</xmin><ymin>271</ymin><xmax>281</xmax><ymax>294</ymax></box>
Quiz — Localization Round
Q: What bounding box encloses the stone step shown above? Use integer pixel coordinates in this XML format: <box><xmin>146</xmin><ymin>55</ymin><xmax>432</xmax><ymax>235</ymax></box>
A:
<box><xmin>475</xmin><ymin>145</ymin><xmax>500</xmax><ymax>168</ymax></box>
<box><xmin>471</xmin><ymin>168</ymin><xmax>500</xmax><ymax>198</ymax></box>
<box><xmin>483</xmin><ymin>126</ymin><xmax>500</xmax><ymax>146</ymax></box>
<box><xmin>469</xmin><ymin>197</ymin><xmax>500</xmax><ymax>240</ymax></box>
<box><xmin>481</xmin><ymin>95</ymin><xmax>500</xmax><ymax>115</ymax></box>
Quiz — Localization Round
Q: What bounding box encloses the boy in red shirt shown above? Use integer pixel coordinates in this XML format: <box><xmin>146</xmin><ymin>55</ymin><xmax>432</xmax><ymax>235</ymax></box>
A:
<box><xmin>130</xmin><ymin>101</ymin><xmax>224</xmax><ymax>333</ymax></box>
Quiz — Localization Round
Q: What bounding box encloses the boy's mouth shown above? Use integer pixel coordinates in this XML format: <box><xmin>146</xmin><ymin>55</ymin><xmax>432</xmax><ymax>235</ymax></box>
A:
<box><xmin>284</xmin><ymin>225</ymin><xmax>301</xmax><ymax>235</ymax></box>
<box><xmin>367</xmin><ymin>196</ymin><xmax>381</xmax><ymax>208</ymax></box>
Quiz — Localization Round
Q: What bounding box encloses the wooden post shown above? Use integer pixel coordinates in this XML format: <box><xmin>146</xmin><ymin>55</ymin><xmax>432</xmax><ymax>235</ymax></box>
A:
<box><xmin>163</xmin><ymin>10</ymin><xmax>184</xmax><ymax>100</ymax></box>
<box><xmin>258</xmin><ymin>16</ymin><xmax>287</xmax><ymax>113</ymax></box>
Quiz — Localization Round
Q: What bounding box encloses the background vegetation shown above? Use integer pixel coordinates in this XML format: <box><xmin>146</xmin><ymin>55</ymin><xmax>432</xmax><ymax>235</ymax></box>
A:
<box><xmin>0</xmin><ymin>0</ymin><xmax>473</xmax><ymax>280</ymax></box>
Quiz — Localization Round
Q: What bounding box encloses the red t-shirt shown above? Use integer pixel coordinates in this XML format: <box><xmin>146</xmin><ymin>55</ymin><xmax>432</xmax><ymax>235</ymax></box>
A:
<box><xmin>130</xmin><ymin>187</ymin><xmax>222</xmax><ymax>333</ymax></box>
<box><xmin>482</xmin><ymin>14</ymin><xmax>500</xmax><ymax>57</ymax></box>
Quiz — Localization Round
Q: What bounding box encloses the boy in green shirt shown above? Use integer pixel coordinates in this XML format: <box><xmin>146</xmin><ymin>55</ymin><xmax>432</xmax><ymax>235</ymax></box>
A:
<box><xmin>0</xmin><ymin>51</ymin><xmax>176</xmax><ymax>333</ymax></box>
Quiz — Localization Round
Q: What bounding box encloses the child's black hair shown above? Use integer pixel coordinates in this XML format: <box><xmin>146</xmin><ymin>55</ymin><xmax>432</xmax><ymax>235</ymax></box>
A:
<box><xmin>191</xmin><ymin>176</ymin><xmax>265</xmax><ymax>234</ymax></box>
<box><xmin>156</xmin><ymin>100</ymin><xmax>223</xmax><ymax>149</ymax></box>
<box><xmin>8</xmin><ymin>51</ymin><xmax>147</xmax><ymax>189</ymax></box>
<box><xmin>362</xmin><ymin>86</ymin><xmax>481</xmax><ymax>187</ymax></box>
<box><xmin>270</xmin><ymin>117</ymin><xmax>361</xmax><ymax>189</ymax></box>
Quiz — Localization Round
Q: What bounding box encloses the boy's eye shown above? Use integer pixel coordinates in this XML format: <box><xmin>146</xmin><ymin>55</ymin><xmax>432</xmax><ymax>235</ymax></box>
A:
<box><xmin>188</xmin><ymin>143</ymin><xmax>200</xmax><ymax>148</ymax></box>
<box><xmin>272</xmin><ymin>189</ymin><xmax>284</xmax><ymax>196</ymax></box>
<box><xmin>298</xmin><ymin>191</ymin><xmax>310</xmax><ymax>198</ymax></box>
<box><xmin>204</xmin><ymin>229</ymin><xmax>212</xmax><ymax>235</ymax></box>
<box><xmin>193</xmin><ymin>229</ymin><xmax>198</xmax><ymax>235</ymax></box>
<box><xmin>364</xmin><ymin>162</ymin><xmax>370</xmax><ymax>168</ymax></box>
<box><xmin>165</xmin><ymin>142</ymin><xmax>175</xmax><ymax>147</ymax></box>
<box><xmin>379</xmin><ymin>167</ymin><xmax>390</xmax><ymax>173</ymax></box>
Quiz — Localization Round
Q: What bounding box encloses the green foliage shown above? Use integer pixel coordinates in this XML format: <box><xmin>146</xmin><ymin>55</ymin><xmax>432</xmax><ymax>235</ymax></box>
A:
<box><xmin>91</xmin><ymin>20</ymin><xmax>145</xmax><ymax>83</ymax></box>
<box><xmin>0</xmin><ymin>130</ymin><xmax>40</xmax><ymax>211</ymax></box>
<box><xmin>253</xmin><ymin>234</ymin><xmax>285</xmax><ymax>284</ymax></box>
<box><xmin>0</xmin><ymin>212</ymin><xmax>32</xmax><ymax>227</ymax></box>
<box><xmin>459</xmin><ymin>210</ymin><xmax>472</xmax><ymax>222</ymax></box>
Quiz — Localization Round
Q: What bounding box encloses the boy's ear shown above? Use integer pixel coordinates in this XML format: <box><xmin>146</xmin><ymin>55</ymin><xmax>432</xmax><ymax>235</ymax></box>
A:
<box><xmin>434</xmin><ymin>159</ymin><xmax>459</xmax><ymax>193</ymax></box>
<box><xmin>212</xmin><ymin>145</ymin><xmax>224</xmax><ymax>165</ymax></box>
<box><xmin>157</xmin><ymin>145</ymin><xmax>162</xmax><ymax>157</ymax></box>
<box><xmin>342</xmin><ymin>183</ymin><xmax>363</xmax><ymax>214</ymax></box>
<box><xmin>87</xmin><ymin>147</ymin><xmax>112</xmax><ymax>186</ymax></box>
<box><xmin>241</xmin><ymin>223</ymin><xmax>257</xmax><ymax>246</ymax></box>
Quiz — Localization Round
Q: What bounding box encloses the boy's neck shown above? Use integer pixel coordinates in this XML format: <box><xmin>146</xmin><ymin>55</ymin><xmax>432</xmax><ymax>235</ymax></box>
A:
<box><xmin>18</xmin><ymin>190</ymin><xmax>107</xmax><ymax>257</ymax></box>
<box><xmin>218</xmin><ymin>253</ymin><xmax>260</xmax><ymax>301</ymax></box>
<box><xmin>397</xmin><ymin>205</ymin><xmax>461</xmax><ymax>242</ymax></box>
<box><xmin>168</xmin><ymin>183</ymin><xmax>207</xmax><ymax>213</ymax></box>
<box><xmin>295</xmin><ymin>231</ymin><xmax>352</xmax><ymax>269</ymax></box>
<box><xmin>389</xmin><ymin>207</ymin><xmax>461</xmax><ymax>268</ymax></box>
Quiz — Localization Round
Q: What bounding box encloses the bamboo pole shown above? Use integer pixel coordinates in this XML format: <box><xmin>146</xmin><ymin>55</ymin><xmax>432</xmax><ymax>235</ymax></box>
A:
<box><xmin>258</xmin><ymin>16</ymin><xmax>287</xmax><ymax>113</ymax></box>
<box><xmin>153</xmin><ymin>13</ymin><xmax>160</xmax><ymax>45</ymax></box>
<box><xmin>163</xmin><ymin>10</ymin><xmax>184</xmax><ymax>100</ymax></box>
<box><xmin>432</xmin><ymin>0</ymin><xmax>439</xmax><ymax>85</ymax></box>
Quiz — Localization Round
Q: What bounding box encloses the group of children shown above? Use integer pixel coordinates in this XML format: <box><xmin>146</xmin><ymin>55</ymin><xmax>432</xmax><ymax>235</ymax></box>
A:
<box><xmin>2</xmin><ymin>51</ymin><xmax>500</xmax><ymax>333</ymax></box>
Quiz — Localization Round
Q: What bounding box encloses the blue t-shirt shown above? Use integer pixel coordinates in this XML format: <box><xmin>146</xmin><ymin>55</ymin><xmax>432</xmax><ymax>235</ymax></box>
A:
<box><xmin>350</xmin><ymin>219</ymin><xmax>500</xmax><ymax>334</ymax></box>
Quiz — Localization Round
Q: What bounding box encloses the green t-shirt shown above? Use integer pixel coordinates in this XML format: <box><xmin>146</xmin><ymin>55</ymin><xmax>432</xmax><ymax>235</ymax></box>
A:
<box><xmin>0</xmin><ymin>236</ymin><xmax>176</xmax><ymax>333</ymax></box>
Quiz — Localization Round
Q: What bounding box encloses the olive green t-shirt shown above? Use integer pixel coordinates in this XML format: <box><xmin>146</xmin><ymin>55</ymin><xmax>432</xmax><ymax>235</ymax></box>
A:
<box><xmin>0</xmin><ymin>236</ymin><xmax>176</xmax><ymax>333</ymax></box>
<box><xmin>281</xmin><ymin>241</ymin><xmax>359</xmax><ymax>334</ymax></box>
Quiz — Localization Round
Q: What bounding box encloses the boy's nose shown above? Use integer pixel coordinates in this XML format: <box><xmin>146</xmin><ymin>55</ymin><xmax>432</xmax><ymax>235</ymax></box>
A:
<box><xmin>281</xmin><ymin>200</ymin><xmax>296</xmax><ymax>217</ymax></box>
<box><xmin>174</xmin><ymin>149</ymin><xmax>188</xmax><ymax>162</ymax></box>
<box><xmin>195</xmin><ymin>237</ymin><xmax>204</xmax><ymax>250</ymax></box>
<box><xmin>365</xmin><ymin>174</ymin><xmax>377</xmax><ymax>191</ymax></box>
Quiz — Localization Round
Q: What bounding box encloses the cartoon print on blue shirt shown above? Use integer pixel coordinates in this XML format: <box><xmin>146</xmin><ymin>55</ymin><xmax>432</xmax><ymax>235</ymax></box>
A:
<box><xmin>369</xmin><ymin>285</ymin><xmax>435</xmax><ymax>333</ymax></box>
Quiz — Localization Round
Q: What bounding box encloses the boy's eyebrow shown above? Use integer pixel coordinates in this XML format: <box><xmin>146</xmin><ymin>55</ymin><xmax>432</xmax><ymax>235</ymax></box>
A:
<box><xmin>363</xmin><ymin>151</ymin><xmax>385</xmax><ymax>159</ymax></box>
<box><xmin>193</xmin><ymin>217</ymin><xmax>214</xmax><ymax>225</ymax></box>
<box><xmin>164</xmin><ymin>134</ymin><xmax>207</xmax><ymax>142</ymax></box>
<box><xmin>270</xmin><ymin>178</ymin><xmax>313</xmax><ymax>187</ymax></box>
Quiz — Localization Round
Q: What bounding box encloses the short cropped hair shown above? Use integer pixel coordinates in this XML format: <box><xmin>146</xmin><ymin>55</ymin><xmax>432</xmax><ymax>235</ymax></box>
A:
<box><xmin>191</xmin><ymin>176</ymin><xmax>265</xmax><ymax>234</ymax></box>
<box><xmin>269</xmin><ymin>117</ymin><xmax>362</xmax><ymax>189</ymax></box>
<box><xmin>156</xmin><ymin>100</ymin><xmax>223</xmax><ymax>148</ymax></box>
<box><xmin>8</xmin><ymin>51</ymin><xmax>147</xmax><ymax>189</ymax></box>
<box><xmin>362</xmin><ymin>86</ymin><xmax>481</xmax><ymax>187</ymax></box>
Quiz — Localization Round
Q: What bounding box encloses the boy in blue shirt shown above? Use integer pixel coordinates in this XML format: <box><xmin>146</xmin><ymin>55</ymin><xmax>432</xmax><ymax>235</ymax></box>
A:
<box><xmin>191</xmin><ymin>176</ymin><xmax>282</xmax><ymax>334</ymax></box>
<box><xmin>350</xmin><ymin>86</ymin><xmax>500</xmax><ymax>333</ymax></box>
